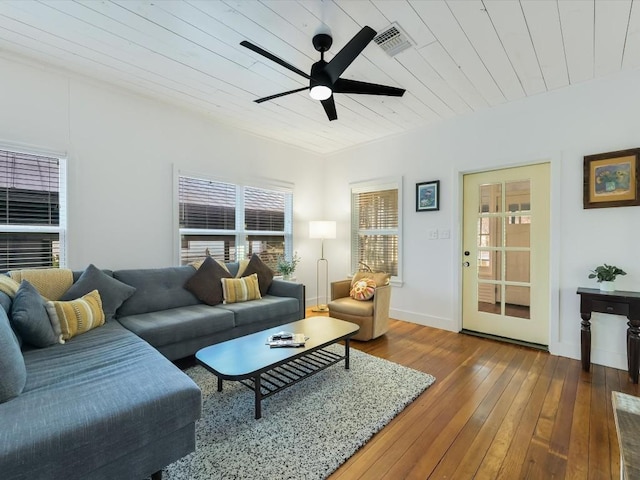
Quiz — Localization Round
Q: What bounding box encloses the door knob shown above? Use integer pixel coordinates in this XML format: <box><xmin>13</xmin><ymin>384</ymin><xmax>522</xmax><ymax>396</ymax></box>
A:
<box><xmin>463</xmin><ymin>261</ymin><xmax>470</xmax><ymax>267</ymax></box>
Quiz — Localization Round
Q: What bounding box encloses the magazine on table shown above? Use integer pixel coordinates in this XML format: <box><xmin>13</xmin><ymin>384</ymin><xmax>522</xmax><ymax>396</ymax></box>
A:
<box><xmin>266</xmin><ymin>331</ymin><xmax>308</xmax><ymax>348</ymax></box>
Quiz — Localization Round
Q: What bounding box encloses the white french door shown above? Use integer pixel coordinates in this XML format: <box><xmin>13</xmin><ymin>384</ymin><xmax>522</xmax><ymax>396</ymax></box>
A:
<box><xmin>462</xmin><ymin>163</ymin><xmax>550</xmax><ymax>346</ymax></box>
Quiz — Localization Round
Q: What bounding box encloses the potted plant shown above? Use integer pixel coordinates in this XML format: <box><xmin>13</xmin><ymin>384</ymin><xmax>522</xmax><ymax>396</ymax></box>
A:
<box><xmin>588</xmin><ymin>264</ymin><xmax>626</xmax><ymax>292</ymax></box>
<box><xmin>276</xmin><ymin>252</ymin><xmax>300</xmax><ymax>281</ymax></box>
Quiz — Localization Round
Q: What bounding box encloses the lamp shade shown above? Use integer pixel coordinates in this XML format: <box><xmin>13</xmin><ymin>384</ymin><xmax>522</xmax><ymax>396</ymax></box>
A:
<box><xmin>309</xmin><ymin>220</ymin><xmax>336</xmax><ymax>239</ymax></box>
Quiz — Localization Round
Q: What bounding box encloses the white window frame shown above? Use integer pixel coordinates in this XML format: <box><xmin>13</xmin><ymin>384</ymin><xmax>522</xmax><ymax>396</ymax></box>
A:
<box><xmin>0</xmin><ymin>147</ymin><xmax>67</xmax><ymax>271</ymax></box>
<box><xmin>350</xmin><ymin>176</ymin><xmax>403</xmax><ymax>285</ymax></box>
<box><xmin>174</xmin><ymin>169</ymin><xmax>293</xmax><ymax>267</ymax></box>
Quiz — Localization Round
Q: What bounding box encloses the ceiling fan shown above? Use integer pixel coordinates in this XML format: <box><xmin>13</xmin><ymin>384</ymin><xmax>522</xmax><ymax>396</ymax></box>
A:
<box><xmin>240</xmin><ymin>26</ymin><xmax>406</xmax><ymax>121</ymax></box>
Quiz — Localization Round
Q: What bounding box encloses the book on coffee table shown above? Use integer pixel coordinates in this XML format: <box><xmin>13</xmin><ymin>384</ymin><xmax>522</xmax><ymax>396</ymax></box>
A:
<box><xmin>266</xmin><ymin>333</ymin><xmax>307</xmax><ymax>348</ymax></box>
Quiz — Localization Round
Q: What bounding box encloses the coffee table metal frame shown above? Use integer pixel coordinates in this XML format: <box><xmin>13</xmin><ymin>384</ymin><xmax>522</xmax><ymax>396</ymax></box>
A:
<box><xmin>195</xmin><ymin>317</ymin><xmax>359</xmax><ymax>419</ymax></box>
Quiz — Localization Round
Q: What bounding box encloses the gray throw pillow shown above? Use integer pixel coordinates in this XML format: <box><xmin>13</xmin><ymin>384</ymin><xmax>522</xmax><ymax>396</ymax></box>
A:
<box><xmin>61</xmin><ymin>264</ymin><xmax>136</xmax><ymax>321</ymax></box>
<box><xmin>10</xmin><ymin>280</ymin><xmax>60</xmax><ymax>348</ymax></box>
<box><xmin>242</xmin><ymin>254</ymin><xmax>274</xmax><ymax>296</ymax></box>
<box><xmin>184</xmin><ymin>257</ymin><xmax>232</xmax><ymax>306</ymax></box>
<box><xmin>0</xmin><ymin>306</ymin><xmax>26</xmax><ymax>403</ymax></box>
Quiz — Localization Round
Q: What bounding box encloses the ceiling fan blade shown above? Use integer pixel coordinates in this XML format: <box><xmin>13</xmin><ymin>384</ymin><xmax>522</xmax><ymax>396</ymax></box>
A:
<box><xmin>320</xmin><ymin>96</ymin><xmax>337</xmax><ymax>121</ymax></box>
<box><xmin>254</xmin><ymin>86</ymin><xmax>310</xmax><ymax>103</ymax></box>
<box><xmin>240</xmin><ymin>41</ymin><xmax>311</xmax><ymax>80</ymax></box>
<box><xmin>324</xmin><ymin>26</ymin><xmax>376</xmax><ymax>84</ymax></box>
<box><xmin>333</xmin><ymin>78</ymin><xmax>405</xmax><ymax>97</ymax></box>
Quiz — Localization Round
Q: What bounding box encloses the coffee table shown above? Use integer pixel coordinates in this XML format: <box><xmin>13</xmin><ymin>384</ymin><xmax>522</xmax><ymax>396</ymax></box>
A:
<box><xmin>195</xmin><ymin>317</ymin><xmax>360</xmax><ymax>419</ymax></box>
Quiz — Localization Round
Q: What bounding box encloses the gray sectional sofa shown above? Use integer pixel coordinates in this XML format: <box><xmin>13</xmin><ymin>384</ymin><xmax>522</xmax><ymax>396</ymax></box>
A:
<box><xmin>0</xmin><ymin>260</ymin><xmax>305</xmax><ymax>480</ymax></box>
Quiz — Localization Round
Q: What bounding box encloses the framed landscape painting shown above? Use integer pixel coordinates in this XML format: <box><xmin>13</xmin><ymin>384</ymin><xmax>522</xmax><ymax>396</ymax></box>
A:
<box><xmin>416</xmin><ymin>180</ymin><xmax>440</xmax><ymax>212</ymax></box>
<box><xmin>583</xmin><ymin>148</ymin><xmax>640</xmax><ymax>209</ymax></box>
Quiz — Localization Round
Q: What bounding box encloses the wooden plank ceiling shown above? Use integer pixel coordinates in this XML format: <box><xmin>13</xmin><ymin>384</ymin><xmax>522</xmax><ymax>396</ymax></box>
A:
<box><xmin>0</xmin><ymin>0</ymin><xmax>638</xmax><ymax>155</ymax></box>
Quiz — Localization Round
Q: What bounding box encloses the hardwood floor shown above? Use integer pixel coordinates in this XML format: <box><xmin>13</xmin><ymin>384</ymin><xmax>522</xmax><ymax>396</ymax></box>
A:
<box><xmin>318</xmin><ymin>316</ymin><xmax>640</xmax><ymax>480</ymax></box>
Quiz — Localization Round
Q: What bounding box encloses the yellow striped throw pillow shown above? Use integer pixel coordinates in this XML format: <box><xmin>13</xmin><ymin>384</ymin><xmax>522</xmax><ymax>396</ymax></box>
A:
<box><xmin>0</xmin><ymin>276</ymin><xmax>20</xmax><ymax>298</ymax></box>
<box><xmin>221</xmin><ymin>273</ymin><xmax>261</xmax><ymax>304</ymax></box>
<box><xmin>45</xmin><ymin>290</ymin><xmax>105</xmax><ymax>342</ymax></box>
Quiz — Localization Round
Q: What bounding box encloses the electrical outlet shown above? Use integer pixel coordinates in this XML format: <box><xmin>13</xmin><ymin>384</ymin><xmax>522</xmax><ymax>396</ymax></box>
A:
<box><xmin>428</xmin><ymin>228</ymin><xmax>438</xmax><ymax>240</ymax></box>
<box><xmin>439</xmin><ymin>229</ymin><xmax>450</xmax><ymax>239</ymax></box>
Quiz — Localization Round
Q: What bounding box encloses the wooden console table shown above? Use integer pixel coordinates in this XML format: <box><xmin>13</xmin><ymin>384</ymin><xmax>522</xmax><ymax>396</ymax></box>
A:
<box><xmin>577</xmin><ymin>288</ymin><xmax>640</xmax><ymax>384</ymax></box>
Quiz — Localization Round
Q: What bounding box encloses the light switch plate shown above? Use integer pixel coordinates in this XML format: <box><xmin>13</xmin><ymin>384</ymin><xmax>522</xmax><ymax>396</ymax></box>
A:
<box><xmin>428</xmin><ymin>228</ymin><xmax>438</xmax><ymax>240</ymax></box>
<box><xmin>439</xmin><ymin>229</ymin><xmax>450</xmax><ymax>239</ymax></box>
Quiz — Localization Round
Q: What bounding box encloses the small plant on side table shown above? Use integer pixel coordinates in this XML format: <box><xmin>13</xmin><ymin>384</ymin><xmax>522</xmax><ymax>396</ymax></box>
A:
<box><xmin>276</xmin><ymin>252</ymin><xmax>300</xmax><ymax>280</ymax></box>
<box><xmin>588</xmin><ymin>264</ymin><xmax>626</xmax><ymax>291</ymax></box>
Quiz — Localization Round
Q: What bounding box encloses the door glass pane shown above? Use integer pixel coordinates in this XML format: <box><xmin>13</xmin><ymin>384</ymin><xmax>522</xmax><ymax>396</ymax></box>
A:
<box><xmin>477</xmin><ymin>217</ymin><xmax>503</xmax><ymax>253</ymax></box>
<box><xmin>506</xmin><ymin>218</ymin><xmax>530</xmax><ymax>247</ymax></box>
<box><xmin>505</xmin><ymin>285</ymin><xmax>530</xmax><ymax>319</ymax></box>
<box><xmin>479</xmin><ymin>183</ymin><xmax>502</xmax><ymax>213</ymax></box>
<box><xmin>506</xmin><ymin>180</ymin><xmax>530</xmax><ymax>211</ymax></box>
<box><xmin>478</xmin><ymin>283</ymin><xmax>501</xmax><ymax>315</ymax></box>
<box><xmin>478</xmin><ymin>250</ymin><xmax>501</xmax><ymax>281</ymax></box>
<box><xmin>506</xmin><ymin>251</ymin><xmax>530</xmax><ymax>282</ymax></box>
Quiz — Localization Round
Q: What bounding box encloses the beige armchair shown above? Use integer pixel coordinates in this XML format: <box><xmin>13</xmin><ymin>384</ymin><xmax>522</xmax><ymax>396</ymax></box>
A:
<box><xmin>328</xmin><ymin>275</ymin><xmax>391</xmax><ymax>341</ymax></box>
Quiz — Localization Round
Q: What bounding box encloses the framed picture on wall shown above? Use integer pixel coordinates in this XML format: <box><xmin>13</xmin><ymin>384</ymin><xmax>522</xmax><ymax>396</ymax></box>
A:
<box><xmin>416</xmin><ymin>180</ymin><xmax>440</xmax><ymax>212</ymax></box>
<box><xmin>583</xmin><ymin>148</ymin><xmax>640</xmax><ymax>209</ymax></box>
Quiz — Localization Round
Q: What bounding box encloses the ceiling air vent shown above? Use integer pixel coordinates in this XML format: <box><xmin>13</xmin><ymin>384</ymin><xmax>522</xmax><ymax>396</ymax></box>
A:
<box><xmin>373</xmin><ymin>22</ymin><xmax>412</xmax><ymax>57</ymax></box>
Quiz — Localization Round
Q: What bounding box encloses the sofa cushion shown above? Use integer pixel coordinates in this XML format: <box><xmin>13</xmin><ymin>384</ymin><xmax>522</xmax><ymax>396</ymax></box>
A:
<box><xmin>114</xmin><ymin>266</ymin><xmax>200</xmax><ymax>316</ymax></box>
<box><xmin>217</xmin><ymin>295</ymin><xmax>300</xmax><ymax>327</ymax></box>
<box><xmin>328</xmin><ymin>296</ymin><xmax>374</xmax><ymax>317</ymax></box>
<box><xmin>46</xmin><ymin>290</ymin><xmax>105</xmax><ymax>341</ymax></box>
<box><xmin>0</xmin><ymin>321</ymin><xmax>201</xmax><ymax>480</ymax></box>
<box><xmin>242</xmin><ymin>253</ymin><xmax>274</xmax><ymax>296</ymax></box>
<box><xmin>350</xmin><ymin>278</ymin><xmax>376</xmax><ymax>301</ymax></box>
<box><xmin>222</xmin><ymin>274</ymin><xmax>261</xmax><ymax>304</ymax></box>
<box><xmin>117</xmin><ymin>304</ymin><xmax>235</xmax><ymax>348</ymax></box>
<box><xmin>184</xmin><ymin>257</ymin><xmax>232</xmax><ymax>306</ymax></box>
<box><xmin>10</xmin><ymin>280</ymin><xmax>61</xmax><ymax>347</ymax></box>
<box><xmin>0</xmin><ymin>307</ymin><xmax>26</xmax><ymax>403</ymax></box>
<box><xmin>61</xmin><ymin>264</ymin><xmax>136</xmax><ymax>321</ymax></box>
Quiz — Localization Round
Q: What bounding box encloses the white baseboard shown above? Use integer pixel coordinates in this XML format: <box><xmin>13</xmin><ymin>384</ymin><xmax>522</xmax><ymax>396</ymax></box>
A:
<box><xmin>389</xmin><ymin>308</ymin><xmax>458</xmax><ymax>332</ymax></box>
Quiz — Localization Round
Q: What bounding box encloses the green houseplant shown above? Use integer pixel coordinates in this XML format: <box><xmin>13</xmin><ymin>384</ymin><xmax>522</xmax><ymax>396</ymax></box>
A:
<box><xmin>588</xmin><ymin>264</ymin><xmax>626</xmax><ymax>291</ymax></box>
<box><xmin>276</xmin><ymin>252</ymin><xmax>300</xmax><ymax>280</ymax></box>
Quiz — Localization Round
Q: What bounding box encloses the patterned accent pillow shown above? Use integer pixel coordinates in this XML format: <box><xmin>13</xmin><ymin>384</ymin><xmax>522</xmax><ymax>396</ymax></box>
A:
<box><xmin>221</xmin><ymin>273</ymin><xmax>261</xmax><ymax>304</ymax></box>
<box><xmin>0</xmin><ymin>275</ymin><xmax>20</xmax><ymax>298</ymax></box>
<box><xmin>350</xmin><ymin>278</ymin><xmax>376</xmax><ymax>301</ymax></box>
<box><xmin>235</xmin><ymin>259</ymin><xmax>251</xmax><ymax>278</ymax></box>
<box><xmin>351</xmin><ymin>271</ymin><xmax>390</xmax><ymax>289</ymax></box>
<box><xmin>45</xmin><ymin>290</ymin><xmax>105</xmax><ymax>342</ymax></box>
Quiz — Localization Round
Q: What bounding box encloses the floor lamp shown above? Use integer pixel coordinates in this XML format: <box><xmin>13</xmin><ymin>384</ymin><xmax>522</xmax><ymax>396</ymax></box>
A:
<box><xmin>309</xmin><ymin>220</ymin><xmax>336</xmax><ymax>312</ymax></box>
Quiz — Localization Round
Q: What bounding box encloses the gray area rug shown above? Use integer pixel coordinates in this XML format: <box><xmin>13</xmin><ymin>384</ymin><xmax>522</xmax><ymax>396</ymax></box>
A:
<box><xmin>163</xmin><ymin>345</ymin><xmax>435</xmax><ymax>480</ymax></box>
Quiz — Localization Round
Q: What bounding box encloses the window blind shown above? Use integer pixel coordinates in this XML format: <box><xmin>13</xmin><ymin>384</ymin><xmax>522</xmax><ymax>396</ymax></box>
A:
<box><xmin>0</xmin><ymin>149</ymin><xmax>65</xmax><ymax>272</ymax></box>
<box><xmin>179</xmin><ymin>176</ymin><xmax>235</xmax><ymax>230</ymax></box>
<box><xmin>351</xmin><ymin>185</ymin><xmax>400</xmax><ymax>277</ymax></box>
<box><xmin>178</xmin><ymin>175</ymin><xmax>292</xmax><ymax>269</ymax></box>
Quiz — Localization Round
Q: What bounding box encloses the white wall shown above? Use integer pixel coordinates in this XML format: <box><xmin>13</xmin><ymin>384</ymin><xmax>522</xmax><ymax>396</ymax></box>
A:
<box><xmin>3</xmin><ymin>50</ymin><xmax>640</xmax><ymax>370</ymax></box>
<box><xmin>0</xmin><ymin>53</ymin><xmax>325</xmax><ymax>296</ymax></box>
<box><xmin>324</xmin><ymin>67</ymin><xmax>640</xmax><ymax>370</ymax></box>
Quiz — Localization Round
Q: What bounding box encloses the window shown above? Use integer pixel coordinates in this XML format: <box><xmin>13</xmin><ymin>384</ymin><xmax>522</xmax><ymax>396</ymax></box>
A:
<box><xmin>178</xmin><ymin>174</ymin><xmax>292</xmax><ymax>270</ymax></box>
<box><xmin>351</xmin><ymin>178</ymin><xmax>402</xmax><ymax>281</ymax></box>
<box><xmin>0</xmin><ymin>148</ymin><xmax>66</xmax><ymax>272</ymax></box>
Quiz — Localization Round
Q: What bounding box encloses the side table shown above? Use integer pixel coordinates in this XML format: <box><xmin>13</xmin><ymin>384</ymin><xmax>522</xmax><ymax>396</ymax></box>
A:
<box><xmin>577</xmin><ymin>287</ymin><xmax>640</xmax><ymax>384</ymax></box>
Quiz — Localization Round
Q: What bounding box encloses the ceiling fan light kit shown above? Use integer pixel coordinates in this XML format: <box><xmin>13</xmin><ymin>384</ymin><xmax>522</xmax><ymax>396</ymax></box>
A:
<box><xmin>240</xmin><ymin>26</ymin><xmax>406</xmax><ymax>121</ymax></box>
